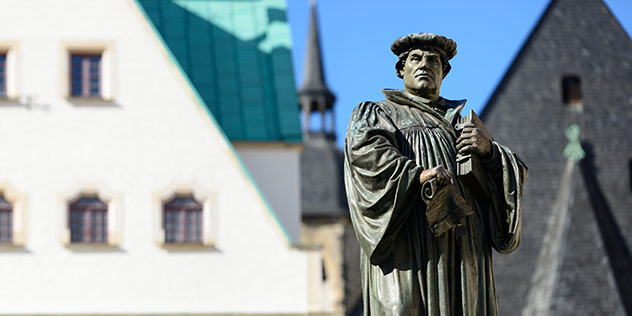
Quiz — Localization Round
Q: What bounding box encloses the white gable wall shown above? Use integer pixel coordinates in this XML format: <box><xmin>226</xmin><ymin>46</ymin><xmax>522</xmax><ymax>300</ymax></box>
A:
<box><xmin>0</xmin><ymin>0</ymin><xmax>324</xmax><ymax>314</ymax></box>
<box><xmin>234</xmin><ymin>144</ymin><xmax>302</xmax><ymax>242</ymax></box>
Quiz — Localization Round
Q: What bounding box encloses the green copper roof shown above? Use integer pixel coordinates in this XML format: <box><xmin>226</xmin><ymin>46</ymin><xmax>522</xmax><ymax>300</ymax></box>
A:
<box><xmin>138</xmin><ymin>0</ymin><xmax>301</xmax><ymax>142</ymax></box>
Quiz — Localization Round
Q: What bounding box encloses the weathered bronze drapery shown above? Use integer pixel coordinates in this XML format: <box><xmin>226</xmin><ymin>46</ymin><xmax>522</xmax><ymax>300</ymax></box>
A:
<box><xmin>344</xmin><ymin>33</ymin><xmax>528</xmax><ymax>315</ymax></box>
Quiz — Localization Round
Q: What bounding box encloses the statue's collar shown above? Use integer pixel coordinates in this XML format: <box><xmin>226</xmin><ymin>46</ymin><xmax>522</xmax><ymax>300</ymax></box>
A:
<box><xmin>381</xmin><ymin>89</ymin><xmax>467</xmax><ymax>125</ymax></box>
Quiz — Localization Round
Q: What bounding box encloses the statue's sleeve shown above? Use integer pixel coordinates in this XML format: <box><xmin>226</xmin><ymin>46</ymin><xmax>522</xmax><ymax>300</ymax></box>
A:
<box><xmin>343</xmin><ymin>101</ymin><xmax>422</xmax><ymax>265</ymax></box>
<box><xmin>485</xmin><ymin>142</ymin><xmax>529</xmax><ymax>253</ymax></box>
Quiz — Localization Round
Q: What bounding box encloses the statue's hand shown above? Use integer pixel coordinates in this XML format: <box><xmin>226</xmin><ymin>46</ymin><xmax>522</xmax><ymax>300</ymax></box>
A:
<box><xmin>419</xmin><ymin>165</ymin><xmax>452</xmax><ymax>186</ymax></box>
<box><xmin>456</xmin><ymin>123</ymin><xmax>492</xmax><ymax>158</ymax></box>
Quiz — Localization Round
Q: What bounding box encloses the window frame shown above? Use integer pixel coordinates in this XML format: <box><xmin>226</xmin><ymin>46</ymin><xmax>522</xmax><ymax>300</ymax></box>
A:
<box><xmin>68</xmin><ymin>195</ymin><xmax>109</xmax><ymax>244</ymax></box>
<box><xmin>163</xmin><ymin>195</ymin><xmax>204</xmax><ymax>244</ymax></box>
<box><xmin>562</xmin><ymin>74</ymin><xmax>583</xmax><ymax>106</ymax></box>
<box><xmin>0</xmin><ymin>193</ymin><xmax>13</xmax><ymax>244</ymax></box>
<box><xmin>60</xmin><ymin>188</ymin><xmax>122</xmax><ymax>248</ymax></box>
<box><xmin>0</xmin><ymin>52</ymin><xmax>7</xmax><ymax>99</ymax></box>
<box><xmin>0</xmin><ymin>186</ymin><xmax>27</xmax><ymax>248</ymax></box>
<box><xmin>62</xmin><ymin>43</ymin><xmax>114</xmax><ymax>103</ymax></box>
<box><xmin>69</xmin><ymin>53</ymin><xmax>102</xmax><ymax>98</ymax></box>
<box><xmin>154</xmin><ymin>187</ymin><xmax>217</xmax><ymax>248</ymax></box>
<box><xmin>0</xmin><ymin>42</ymin><xmax>20</xmax><ymax>102</ymax></box>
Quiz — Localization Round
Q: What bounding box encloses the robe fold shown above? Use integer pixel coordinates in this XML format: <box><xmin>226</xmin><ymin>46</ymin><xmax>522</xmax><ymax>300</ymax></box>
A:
<box><xmin>344</xmin><ymin>89</ymin><xmax>528</xmax><ymax>316</ymax></box>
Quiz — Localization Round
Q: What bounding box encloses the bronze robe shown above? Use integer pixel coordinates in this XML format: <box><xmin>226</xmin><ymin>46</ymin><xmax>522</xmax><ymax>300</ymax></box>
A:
<box><xmin>344</xmin><ymin>89</ymin><xmax>527</xmax><ymax>316</ymax></box>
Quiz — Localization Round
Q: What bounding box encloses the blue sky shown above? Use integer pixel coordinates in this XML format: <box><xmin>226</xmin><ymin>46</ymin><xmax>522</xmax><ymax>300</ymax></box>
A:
<box><xmin>287</xmin><ymin>0</ymin><xmax>632</xmax><ymax>148</ymax></box>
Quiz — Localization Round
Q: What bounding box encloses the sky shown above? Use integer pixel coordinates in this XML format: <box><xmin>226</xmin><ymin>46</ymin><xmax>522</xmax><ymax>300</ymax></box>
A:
<box><xmin>286</xmin><ymin>0</ymin><xmax>632</xmax><ymax>148</ymax></box>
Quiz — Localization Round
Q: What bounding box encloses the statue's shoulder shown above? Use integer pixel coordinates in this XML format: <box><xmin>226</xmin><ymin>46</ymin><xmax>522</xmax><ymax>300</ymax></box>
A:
<box><xmin>350</xmin><ymin>99</ymin><xmax>401</xmax><ymax>122</ymax></box>
<box><xmin>353</xmin><ymin>99</ymin><xmax>382</xmax><ymax>109</ymax></box>
<box><xmin>351</xmin><ymin>100</ymin><xmax>384</xmax><ymax>115</ymax></box>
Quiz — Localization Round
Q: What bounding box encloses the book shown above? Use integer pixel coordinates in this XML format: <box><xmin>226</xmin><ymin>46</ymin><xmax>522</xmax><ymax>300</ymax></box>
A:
<box><xmin>421</xmin><ymin>178</ymin><xmax>473</xmax><ymax>237</ymax></box>
<box><xmin>455</xmin><ymin>110</ymin><xmax>492</xmax><ymax>200</ymax></box>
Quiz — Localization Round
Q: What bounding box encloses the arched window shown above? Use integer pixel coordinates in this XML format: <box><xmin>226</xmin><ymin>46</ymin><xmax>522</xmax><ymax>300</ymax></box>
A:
<box><xmin>0</xmin><ymin>194</ymin><xmax>13</xmax><ymax>243</ymax></box>
<box><xmin>562</xmin><ymin>75</ymin><xmax>582</xmax><ymax>105</ymax></box>
<box><xmin>163</xmin><ymin>195</ymin><xmax>203</xmax><ymax>243</ymax></box>
<box><xmin>69</xmin><ymin>195</ymin><xmax>108</xmax><ymax>243</ymax></box>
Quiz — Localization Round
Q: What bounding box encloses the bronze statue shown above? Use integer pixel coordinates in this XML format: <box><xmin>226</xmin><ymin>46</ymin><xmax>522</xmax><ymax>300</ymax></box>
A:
<box><xmin>344</xmin><ymin>32</ymin><xmax>528</xmax><ymax>315</ymax></box>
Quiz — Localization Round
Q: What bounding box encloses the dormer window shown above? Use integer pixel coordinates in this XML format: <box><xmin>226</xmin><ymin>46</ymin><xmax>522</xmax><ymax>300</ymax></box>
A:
<box><xmin>562</xmin><ymin>75</ymin><xmax>582</xmax><ymax>105</ymax></box>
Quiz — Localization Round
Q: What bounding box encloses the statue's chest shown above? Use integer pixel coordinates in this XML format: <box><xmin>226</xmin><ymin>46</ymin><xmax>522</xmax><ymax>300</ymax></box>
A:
<box><xmin>388</xmin><ymin>106</ymin><xmax>440</xmax><ymax>130</ymax></box>
<box><xmin>392</xmin><ymin>107</ymin><xmax>456</xmax><ymax>142</ymax></box>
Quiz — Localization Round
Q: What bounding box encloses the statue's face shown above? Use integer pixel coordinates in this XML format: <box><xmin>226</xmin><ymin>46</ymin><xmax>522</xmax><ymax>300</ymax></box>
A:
<box><xmin>401</xmin><ymin>48</ymin><xmax>443</xmax><ymax>100</ymax></box>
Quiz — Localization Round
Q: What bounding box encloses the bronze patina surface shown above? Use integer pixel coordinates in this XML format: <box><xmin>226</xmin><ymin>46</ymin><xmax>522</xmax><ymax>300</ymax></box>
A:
<box><xmin>344</xmin><ymin>32</ymin><xmax>528</xmax><ymax>315</ymax></box>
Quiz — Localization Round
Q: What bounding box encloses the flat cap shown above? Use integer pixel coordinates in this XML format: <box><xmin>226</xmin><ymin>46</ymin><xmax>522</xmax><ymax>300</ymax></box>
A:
<box><xmin>391</xmin><ymin>32</ymin><xmax>457</xmax><ymax>60</ymax></box>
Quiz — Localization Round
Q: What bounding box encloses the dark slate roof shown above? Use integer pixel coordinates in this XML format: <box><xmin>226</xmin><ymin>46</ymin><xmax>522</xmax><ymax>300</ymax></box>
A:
<box><xmin>548</xmin><ymin>147</ymin><xmax>630</xmax><ymax>316</ymax></box>
<box><xmin>300</xmin><ymin>133</ymin><xmax>348</xmax><ymax>218</ymax></box>
<box><xmin>297</xmin><ymin>0</ymin><xmax>335</xmax><ymax>110</ymax></box>
<box><xmin>137</xmin><ymin>0</ymin><xmax>301</xmax><ymax>142</ymax></box>
<box><xmin>481</xmin><ymin>0</ymin><xmax>632</xmax><ymax>314</ymax></box>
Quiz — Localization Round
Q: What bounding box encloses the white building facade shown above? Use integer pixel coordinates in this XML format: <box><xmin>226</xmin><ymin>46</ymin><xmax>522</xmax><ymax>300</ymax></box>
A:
<box><xmin>0</xmin><ymin>0</ymin><xmax>326</xmax><ymax>314</ymax></box>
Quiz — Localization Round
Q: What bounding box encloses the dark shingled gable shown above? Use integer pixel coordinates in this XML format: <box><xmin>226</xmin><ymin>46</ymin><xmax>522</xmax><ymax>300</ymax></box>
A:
<box><xmin>481</xmin><ymin>0</ymin><xmax>632</xmax><ymax>314</ymax></box>
<box><xmin>301</xmin><ymin>133</ymin><xmax>348</xmax><ymax>218</ymax></box>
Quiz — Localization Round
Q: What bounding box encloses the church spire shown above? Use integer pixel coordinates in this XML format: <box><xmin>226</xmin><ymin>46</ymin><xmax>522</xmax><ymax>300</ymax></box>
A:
<box><xmin>298</xmin><ymin>0</ymin><xmax>336</xmax><ymax>138</ymax></box>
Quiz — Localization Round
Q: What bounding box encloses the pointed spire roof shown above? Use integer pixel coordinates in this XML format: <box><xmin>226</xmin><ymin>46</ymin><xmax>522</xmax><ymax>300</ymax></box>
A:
<box><xmin>298</xmin><ymin>0</ymin><xmax>335</xmax><ymax>110</ymax></box>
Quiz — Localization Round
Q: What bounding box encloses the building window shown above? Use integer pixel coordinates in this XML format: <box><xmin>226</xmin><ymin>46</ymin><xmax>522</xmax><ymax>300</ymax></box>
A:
<box><xmin>562</xmin><ymin>75</ymin><xmax>582</xmax><ymax>105</ymax></box>
<box><xmin>70</xmin><ymin>53</ymin><xmax>101</xmax><ymax>97</ymax></box>
<box><xmin>163</xmin><ymin>195</ymin><xmax>203</xmax><ymax>244</ymax></box>
<box><xmin>69</xmin><ymin>195</ymin><xmax>107</xmax><ymax>243</ymax></box>
<box><xmin>0</xmin><ymin>53</ymin><xmax>6</xmax><ymax>98</ymax></box>
<box><xmin>0</xmin><ymin>194</ymin><xmax>12</xmax><ymax>243</ymax></box>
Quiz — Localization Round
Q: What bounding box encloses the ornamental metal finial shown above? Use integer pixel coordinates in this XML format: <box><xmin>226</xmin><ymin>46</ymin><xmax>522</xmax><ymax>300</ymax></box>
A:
<box><xmin>563</xmin><ymin>124</ymin><xmax>585</xmax><ymax>161</ymax></box>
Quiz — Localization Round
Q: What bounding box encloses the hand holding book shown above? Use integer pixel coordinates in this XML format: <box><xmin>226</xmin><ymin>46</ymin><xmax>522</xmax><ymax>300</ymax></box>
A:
<box><xmin>455</xmin><ymin>110</ymin><xmax>494</xmax><ymax>201</ymax></box>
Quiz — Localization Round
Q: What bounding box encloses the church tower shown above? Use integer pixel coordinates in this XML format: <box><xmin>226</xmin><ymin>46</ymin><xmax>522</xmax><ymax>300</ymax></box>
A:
<box><xmin>298</xmin><ymin>0</ymin><xmax>336</xmax><ymax>138</ymax></box>
<box><xmin>298</xmin><ymin>1</ymin><xmax>362</xmax><ymax>315</ymax></box>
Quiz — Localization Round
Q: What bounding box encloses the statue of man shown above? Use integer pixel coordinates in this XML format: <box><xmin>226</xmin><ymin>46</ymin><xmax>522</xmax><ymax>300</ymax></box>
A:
<box><xmin>344</xmin><ymin>32</ymin><xmax>528</xmax><ymax>315</ymax></box>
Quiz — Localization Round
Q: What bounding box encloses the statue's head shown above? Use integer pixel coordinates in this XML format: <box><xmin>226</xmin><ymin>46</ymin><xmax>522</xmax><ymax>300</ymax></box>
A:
<box><xmin>392</xmin><ymin>33</ymin><xmax>457</xmax><ymax>101</ymax></box>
